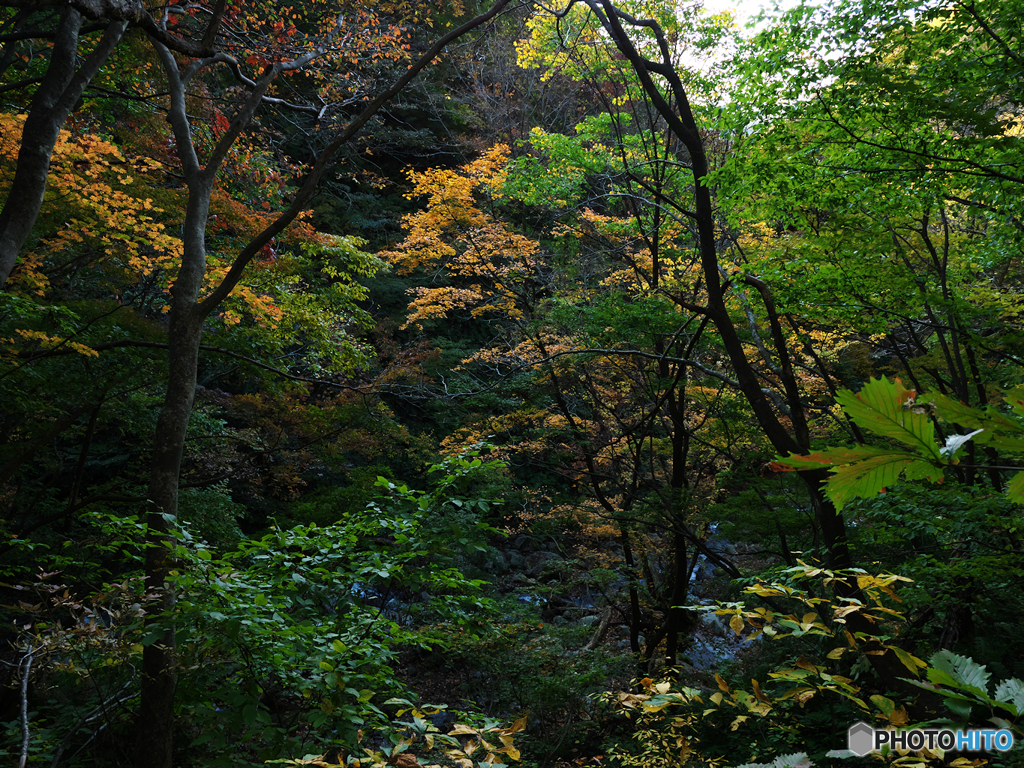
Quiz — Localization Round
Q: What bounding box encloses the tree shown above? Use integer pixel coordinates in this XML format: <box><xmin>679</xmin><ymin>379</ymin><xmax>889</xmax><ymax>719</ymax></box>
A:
<box><xmin>2</xmin><ymin>2</ymin><xmax>515</xmax><ymax>765</ymax></box>
<box><xmin>381</xmin><ymin>88</ymin><xmax>751</xmax><ymax>668</ymax></box>
<box><xmin>490</xmin><ymin>1</ymin><xmax>974</xmax><ymax>706</ymax></box>
<box><xmin>147</xmin><ymin>6</ymin><xmax>516</xmax><ymax>764</ymax></box>
<box><xmin>510</xmin><ymin>0</ymin><xmax>853</xmax><ymax>567</ymax></box>
<box><xmin>718</xmin><ymin>0</ymin><xmax>1024</xmax><ymax>489</ymax></box>
<box><xmin>0</xmin><ymin>0</ymin><xmax>227</xmax><ymax>288</ymax></box>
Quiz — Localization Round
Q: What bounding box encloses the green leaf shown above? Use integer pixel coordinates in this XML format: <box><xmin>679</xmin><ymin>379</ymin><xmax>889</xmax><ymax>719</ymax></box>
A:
<box><xmin>242</xmin><ymin>703</ymin><xmax>258</xmax><ymax>726</ymax></box>
<box><xmin>835</xmin><ymin>377</ymin><xmax>940</xmax><ymax>460</ymax></box>
<box><xmin>781</xmin><ymin>445</ymin><xmax>943</xmax><ymax>510</ymax></box>
<box><xmin>925</xmin><ymin>666</ymin><xmax>960</xmax><ymax>689</ymax></box>
<box><xmin>643</xmin><ymin>693</ymin><xmax>687</xmax><ymax>712</ymax></box>
<box><xmin>1006</xmin><ymin>387</ymin><xmax>1024</xmax><ymax>419</ymax></box>
<box><xmin>994</xmin><ymin>678</ymin><xmax>1024</xmax><ymax>717</ymax></box>
<box><xmin>871</xmin><ymin>694</ymin><xmax>896</xmax><ymax>717</ymax></box>
<box><xmin>945</xmin><ymin>698</ymin><xmax>974</xmax><ymax>720</ymax></box>
<box><xmin>190</xmin><ymin>729</ymin><xmax>221</xmax><ymax>747</ymax></box>
<box><xmin>1007</xmin><ymin>472</ymin><xmax>1024</xmax><ymax>504</ymax></box>
<box><xmin>923</xmin><ymin>393</ymin><xmax>1024</xmax><ymax>451</ymax></box>
<box><xmin>931</xmin><ymin>650</ymin><xmax>991</xmax><ymax>697</ymax></box>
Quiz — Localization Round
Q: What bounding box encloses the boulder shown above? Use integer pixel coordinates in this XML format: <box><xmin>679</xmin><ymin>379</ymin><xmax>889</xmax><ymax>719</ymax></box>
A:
<box><xmin>528</xmin><ymin>550</ymin><xmax>563</xmax><ymax>578</ymax></box>
<box><xmin>486</xmin><ymin>551</ymin><xmax>509</xmax><ymax>573</ymax></box>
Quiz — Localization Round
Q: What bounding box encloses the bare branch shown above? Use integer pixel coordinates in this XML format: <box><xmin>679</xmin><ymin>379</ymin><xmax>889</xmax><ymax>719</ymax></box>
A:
<box><xmin>18</xmin><ymin>647</ymin><xmax>34</xmax><ymax>768</ymax></box>
<box><xmin>197</xmin><ymin>0</ymin><xmax>516</xmax><ymax>317</ymax></box>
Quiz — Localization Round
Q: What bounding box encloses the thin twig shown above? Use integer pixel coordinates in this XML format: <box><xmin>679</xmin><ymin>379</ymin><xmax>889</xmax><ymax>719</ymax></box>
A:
<box><xmin>19</xmin><ymin>646</ymin><xmax>35</xmax><ymax>768</ymax></box>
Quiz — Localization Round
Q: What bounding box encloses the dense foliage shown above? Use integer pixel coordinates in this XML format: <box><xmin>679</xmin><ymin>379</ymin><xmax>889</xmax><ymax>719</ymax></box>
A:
<box><xmin>1</xmin><ymin>0</ymin><xmax>1022</xmax><ymax>767</ymax></box>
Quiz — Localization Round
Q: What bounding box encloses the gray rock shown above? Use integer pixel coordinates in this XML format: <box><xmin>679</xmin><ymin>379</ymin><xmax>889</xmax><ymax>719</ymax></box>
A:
<box><xmin>486</xmin><ymin>552</ymin><xmax>509</xmax><ymax>573</ymax></box>
<box><xmin>429</xmin><ymin>711</ymin><xmax>457</xmax><ymax>731</ymax></box>
<box><xmin>700</xmin><ymin>611</ymin><xmax>728</xmax><ymax>635</ymax></box>
<box><xmin>528</xmin><ymin>551</ymin><xmax>563</xmax><ymax>578</ymax></box>
<box><xmin>534</xmin><ymin>550</ymin><xmax>562</xmax><ymax>562</ymax></box>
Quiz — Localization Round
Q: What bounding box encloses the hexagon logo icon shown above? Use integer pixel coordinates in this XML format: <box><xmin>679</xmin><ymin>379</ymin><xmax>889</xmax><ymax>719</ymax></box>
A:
<box><xmin>848</xmin><ymin>721</ymin><xmax>875</xmax><ymax>756</ymax></box>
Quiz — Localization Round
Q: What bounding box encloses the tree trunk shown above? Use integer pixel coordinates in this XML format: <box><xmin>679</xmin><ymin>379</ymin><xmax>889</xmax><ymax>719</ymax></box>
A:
<box><xmin>588</xmin><ymin>0</ymin><xmax>852</xmax><ymax>566</ymax></box>
<box><xmin>0</xmin><ymin>10</ymin><xmax>125</xmax><ymax>288</ymax></box>
<box><xmin>129</xmin><ymin>6</ymin><xmax>513</xmax><ymax>765</ymax></box>
<box><xmin>136</xmin><ymin>296</ymin><xmax>206</xmax><ymax>766</ymax></box>
<box><xmin>663</xmin><ymin>528</ymin><xmax>689</xmax><ymax>666</ymax></box>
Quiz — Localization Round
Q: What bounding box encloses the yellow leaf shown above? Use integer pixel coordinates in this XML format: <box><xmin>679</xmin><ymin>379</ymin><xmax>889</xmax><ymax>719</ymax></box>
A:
<box><xmin>730</xmin><ymin>715</ymin><xmax>749</xmax><ymax>731</ymax></box>
<box><xmin>892</xmin><ymin>646</ymin><xmax>926</xmax><ymax>675</ymax></box>
<box><xmin>729</xmin><ymin>613</ymin><xmax>745</xmax><ymax>635</ymax></box>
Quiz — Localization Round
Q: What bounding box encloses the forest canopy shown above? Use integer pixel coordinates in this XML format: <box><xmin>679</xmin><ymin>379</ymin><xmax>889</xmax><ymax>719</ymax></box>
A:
<box><xmin>0</xmin><ymin>1</ymin><xmax>1022</xmax><ymax>767</ymax></box>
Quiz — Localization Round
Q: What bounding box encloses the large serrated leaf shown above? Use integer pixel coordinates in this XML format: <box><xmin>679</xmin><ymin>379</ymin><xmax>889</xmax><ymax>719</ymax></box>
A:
<box><xmin>994</xmin><ymin>678</ymin><xmax>1024</xmax><ymax>717</ymax></box>
<box><xmin>1007</xmin><ymin>472</ymin><xmax>1024</xmax><ymax>504</ymax></box>
<box><xmin>975</xmin><ymin>433</ymin><xmax>1024</xmax><ymax>452</ymax></box>
<box><xmin>824</xmin><ymin>448</ymin><xmax>942</xmax><ymax>510</ymax></box>
<box><xmin>924</xmin><ymin>393</ymin><xmax>1024</xmax><ymax>451</ymax></box>
<box><xmin>779</xmin><ymin>444</ymin><xmax>913</xmax><ymax>470</ymax></box>
<box><xmin>738</xmin><ymin>753</ymin><xmax>812</xmax><ymax>768</ymax></box>
<box><xmin>1006</xmin><ymin>386</ymin><xmax>1024</xmax><ymax>419</ymax></box>
<box><xmin>779</xmin><ymin>444</ymin><xmax>943</xmax><ymax>509</ymax></box>
<box><xmin>925</xmin><ymin>393</ymin><xmax>1020</xmax><ymax>431</ymax></box>
<box><xmin>931</xmin><ymin>650</ymin><xmax>991</xmax><ymax>696</ymax></box>
<box><xmin>837</xmin><ymin>377</ymin><xmax>941</xmax><ymax>460</ymax></box>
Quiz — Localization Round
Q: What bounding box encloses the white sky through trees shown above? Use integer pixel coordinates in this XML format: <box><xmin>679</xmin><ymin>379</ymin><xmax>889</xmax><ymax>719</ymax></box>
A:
<box><xmin>703</xmin><ymin>0</ymin><xmax>801</xmax><ymax>32</ymax></box>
